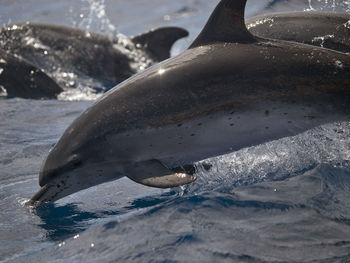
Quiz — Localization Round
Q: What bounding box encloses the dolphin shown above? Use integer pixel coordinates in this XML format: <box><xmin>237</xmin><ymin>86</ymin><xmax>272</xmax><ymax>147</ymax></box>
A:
<box><xmin>28</xmin><ymin>0</ymin><xmax>350</xmax><ymax>206</ymax></box>
<box><xmin>0</xmin><ymin>49</ymin><xmax>61</xmax><ymax>99</ymax></box>
<box><xmin>246</xmin><ymin>12</ymin><xmax>350</xmax><ymax>53</ymax></box>
<box><xmin>249</xmin><ymin>0</ymin><xmax>347</xmax><ymax>16</ymax></box>
<box><xmin>0</xmin><ymin>23</ymin><xmax>188</xmax><ymax>96</ymax></box>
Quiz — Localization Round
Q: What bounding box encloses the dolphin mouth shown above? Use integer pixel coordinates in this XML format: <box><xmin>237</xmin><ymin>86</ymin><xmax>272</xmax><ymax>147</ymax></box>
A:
<box><xmin>26</xmin><ymin>184</ymin><xmax>58</xmax><ymax>207</ymax></box>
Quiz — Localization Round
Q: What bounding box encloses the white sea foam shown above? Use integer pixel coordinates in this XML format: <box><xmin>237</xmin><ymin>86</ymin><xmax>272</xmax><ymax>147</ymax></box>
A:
<box><xmin>57</xmin><ymin>86</ymin><xmax>102</xmax><ymax>101</ymax></box>
<box><xmin>0</xmin><ymin>85</ymin><xmax>7</xmax><ymax>96</ymax></box>
<box><xmin>23</xmin><ymin>36</ymin><xmax>49</xmax><ymax>51</ymax></box>
<box><xmin>189</xmin><ymin>121</ymin><xmax>350</xmax><ymax>192</ymax></box>
<box><xmin>247</xmin><ymin>18</ymin><xmax>274</xmax><ymax>30</ymax></box>
<box><xmin>334</xmin><ymin>60</ymin><xmax>344</xmax><ymax>69</ymax></box>
<box><xmin>312</xmin><ymin>34</ymin><xmax>335</xmax><ymax>48</ymax></box>
<box><xmin>305</xmin><ymin>0</ymin><xmax>349</xmax><ymax>11</ymax></box>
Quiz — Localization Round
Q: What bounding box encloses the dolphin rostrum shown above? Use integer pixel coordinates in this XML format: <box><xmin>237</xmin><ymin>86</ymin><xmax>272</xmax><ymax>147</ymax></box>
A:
<box><xmin>28</xmin><ymin>0</ymin><xmax>350</xmax><ymax>206</ymax></box>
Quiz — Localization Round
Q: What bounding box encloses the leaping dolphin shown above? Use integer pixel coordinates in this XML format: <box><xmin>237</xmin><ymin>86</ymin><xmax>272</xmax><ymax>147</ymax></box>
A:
<box><xmin>28</xmin><ymin>0</ymin><xmax>350</xmax><ymax>206</ymax></box>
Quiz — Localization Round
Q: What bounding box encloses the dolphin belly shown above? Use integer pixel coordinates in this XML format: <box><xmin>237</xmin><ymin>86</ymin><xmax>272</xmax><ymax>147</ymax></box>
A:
<box><xmin>109</xmin><ymin>101</ymin><xmax>346</xmax><ymax>168</ymax></box>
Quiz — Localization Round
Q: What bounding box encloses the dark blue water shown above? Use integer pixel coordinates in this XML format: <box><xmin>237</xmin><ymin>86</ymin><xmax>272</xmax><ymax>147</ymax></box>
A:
<box><xmin>1</xmin><ymin>1</ymin><xmax>350</xmax><ymax>262</ymax></box>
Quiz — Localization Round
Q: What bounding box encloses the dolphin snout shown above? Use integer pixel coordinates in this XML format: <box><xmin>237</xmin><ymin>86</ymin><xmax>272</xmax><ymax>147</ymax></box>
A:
<box><xmin>39</xmin><ymin>153</ymin><xmax>82</xmax><ymax>186</ymax></box>
<box><xmin>25</xmin><ymin>153</ymin><xmax>84</xmax><ymax>207</ymax></box>
<box><xmin>26</xmin><ymin>183</ymin><xmax>52</xmax><ymax>207</ymax></box>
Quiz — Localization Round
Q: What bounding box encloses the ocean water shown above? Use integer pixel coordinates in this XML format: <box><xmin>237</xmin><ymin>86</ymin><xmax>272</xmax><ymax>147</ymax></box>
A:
<box><xmin>1</xmin><ymin>0</ymin><xmax>350</xmax><ymax>262</ymax></box>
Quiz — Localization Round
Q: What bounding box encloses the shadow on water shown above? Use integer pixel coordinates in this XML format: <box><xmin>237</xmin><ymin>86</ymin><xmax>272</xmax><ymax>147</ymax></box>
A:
<box><xmin>30</xmin><ymin>173</ymin><xmax>311</xmax><ymax>242</ymax></box>
<box><xmin>31</xmin><ymin>164</ymin><xmax>350</xmax><ymax>244</ymax></box>
<box><xmin>33</xmin><ymin>190</ymin><xmax>179</xmax><ymax>241</ymax></box>
<box><xmin>34</xmin><ymin>203</ymin><xmax>103</xmax><ymax>241</ymax></box>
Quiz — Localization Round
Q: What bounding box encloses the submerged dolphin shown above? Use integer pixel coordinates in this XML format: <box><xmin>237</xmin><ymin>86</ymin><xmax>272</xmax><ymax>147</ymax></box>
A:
<box><xmin>247</xmin><ymin>12</ymin><xmax>350</xmax><ymax>53</ymax></box>
<box><xmin>0</xmin><ymin>23</ymin><xmax>188</xmax><ymax>98</ymax></box>
<box><xmin>0</xmin><ymin>49</ymin><xmax>61</xmax><ymax>98</ymax></box>
<box><xmin>28</xmin><ymin>0</ymin><xmax>350</xmax><ymax>206</ymax></box>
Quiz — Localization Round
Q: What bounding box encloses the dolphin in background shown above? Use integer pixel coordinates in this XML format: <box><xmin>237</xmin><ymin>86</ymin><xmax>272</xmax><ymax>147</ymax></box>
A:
<box><xmin>247</xmin><ymin>12</ymin><xmax>350</xmax><ymax>53</ymax></box>
<box><xmin>28</xmin><ymin>0</ymin><xmax>350</xmax><ymax>207</ymax></box>
<box><xmin>248</xmin><ymin>0</ymin><xmax>348</xmax><ymax>16</ymax></box>
<box><xmin>0</xmin><ymin>23</ymin><xmax>188</xmax><ymax>98</ymax></box>
<box><xmin>0</xmin><ymin>49</ymin><xmax>61</xmax><ymax>99</ymax></box>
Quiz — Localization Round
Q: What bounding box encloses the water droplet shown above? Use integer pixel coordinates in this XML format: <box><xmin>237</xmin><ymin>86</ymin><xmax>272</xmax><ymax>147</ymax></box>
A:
<box><xmin>334</xmin><ymin>60</ymin><xmax>343</xmax><ymax>69</ymax></box>
<box><xmin>69</xmin><ymin>81</ymin><xmax>76</xmax><ymax>87</ymax></box>
<box><xmin>0</xmin><ymin>85</ymin><xmax>8</xmax><ymax>97</ymax></box>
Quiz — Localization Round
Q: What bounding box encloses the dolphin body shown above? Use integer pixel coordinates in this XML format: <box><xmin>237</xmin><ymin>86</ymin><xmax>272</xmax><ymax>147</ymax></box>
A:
<box><xmin>249</xmin><ymin>0</ymin><xmax>347</xmax><ymax>16</ymax></box>
<box><xmin>246</xmin><ymin>12</ymin><xmax>350</xmax><ymax>53</ymax></box>
<box><xmin>28</xmin><ymin>0</ymin><xmax>350</xmax><ymax>206</ymax></box>
<box><xmin>0</xmin><ymin>23</ymin><xmax>188</xmax><ymax>98</ymax></box>
<box><xmin>0</xmin><ymin>49</ymin><xmax>61</xmax><ymax>98</ymax></box>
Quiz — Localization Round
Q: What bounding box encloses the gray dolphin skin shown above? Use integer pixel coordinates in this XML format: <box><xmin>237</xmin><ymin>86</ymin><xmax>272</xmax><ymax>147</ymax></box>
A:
<box><xmin>0</xmin><ymin>49</ymin><xmax>61</xmax><ymax>98</ymax></box>
<box><xmin>249</xmin><ymin>0</ymin><xmax>348</xmax><ymax>15</ymax></box>
<box><xmin>247</xmin><ymin>12</ymin><xmax>350</xmax><ymax>53</ymax></box>
<box><xmin>0</xmin><ymin>23</ymin><xmax>188</xmax><ymax>98</ymax></box>
<box><xmin>28</xmin><ymin>0</ymin><xmax>350</xmax><ymax>206</ymax></box>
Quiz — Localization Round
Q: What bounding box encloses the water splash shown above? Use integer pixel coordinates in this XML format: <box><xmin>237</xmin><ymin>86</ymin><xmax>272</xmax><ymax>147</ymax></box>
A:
<box><xmin>0</xmin><ymin>85</ymin><xmax>8</xmax><ymax>96</ymax></box>
<box><xmin>306</xmin><ymin>0</ymin><xmax>316</xmax><ymax>11</ymax></box>
<box><xmin>247</xmin><ymin>18</ymin><xmax>274</xmax><ymax>30</ymax></box>
<box><xmin>78</xmin><ymin>0</ymin><xmax>117</xmax><ymax>35</ymax></box>
<box><xmin>186</xmin><ymin>121</ymin><xmax>350</xmax><ymax>193</ymax></box>
<box><xmin>305</xmin><ymin>0</ymin><xmax>350</xmax><ymax>12</ymax></box>
<box><xmin>306</xmin><ymin>0</ymin><xmax>350</xmax><ymax>35</ymax></box>
<box><xmin>57</xmin><ymin>84</ymin><xmax>102</xmax><ymax>101</ymax></box>
<box><xmin>346</xmin><ymin>0</ymin><xmax>350</xmax><ymax>12</ymax></box>
<box><xmin>17</xmin><ymin>197</ymin><xmax>30</xmax><ymax>207</ymax></box>
<box><xmin>312</xmin><ymin>34</ymin><xmax>335</xmax><ymax>48</ymax></box>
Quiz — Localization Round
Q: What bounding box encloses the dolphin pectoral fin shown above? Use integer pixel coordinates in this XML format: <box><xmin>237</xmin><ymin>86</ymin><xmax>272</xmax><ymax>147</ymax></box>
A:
<box><xmin>131</xmin><ymin>27</ymin><xmax>189</xmax><ymax>61</ymax></box>
<box><xmin>124</xmin><ymin>159</ymin><xmax>196</xmax><ymax>188</ymax></box>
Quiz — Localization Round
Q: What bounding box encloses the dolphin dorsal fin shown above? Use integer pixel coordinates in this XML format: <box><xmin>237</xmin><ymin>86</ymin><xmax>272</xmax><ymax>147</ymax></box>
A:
<box><xmin>131</xmin><ymin>27</ymin><xmax>189</xmax><ymax>62</ymax></box>
<box><xmin>190</xmin><ymin>0</ymin><xmax>256</xmax><ymax>48</ymax></box>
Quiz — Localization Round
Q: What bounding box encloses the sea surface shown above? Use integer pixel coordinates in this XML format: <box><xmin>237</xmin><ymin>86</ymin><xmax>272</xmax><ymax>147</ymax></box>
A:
<box><xmin>1</xmin><ymin>0</ymin><xmax>350</xmax><ymax>262</ymax></box>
